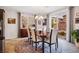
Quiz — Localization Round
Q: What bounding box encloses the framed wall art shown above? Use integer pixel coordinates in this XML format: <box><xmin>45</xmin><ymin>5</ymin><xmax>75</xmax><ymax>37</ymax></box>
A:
<box><xmin>38</xmin><ymin>20</ymin><xmax>41</xmax><ymax>25</ymax></box>
<box><xmin>51</xmin><ymin>17</ymin><xmax>57</xmax><ymax>28</ymax></box>
<box><xmin>8</xmin><ymin>18</ymin><xmax>16</xmax><ymax>24</ymax></box>
<box><xmin>75</xmin><ymin>18</ymin><xmax>79</xmax><ymax>24</ymax></box>
<box><xmin>21</xmin><ymin>16</ymin><xmax>28</xmax><ymax>28</ymax></box>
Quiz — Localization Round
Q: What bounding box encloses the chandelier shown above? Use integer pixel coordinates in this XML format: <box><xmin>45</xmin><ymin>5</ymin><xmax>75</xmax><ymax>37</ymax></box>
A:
<box><xmin>34</xmin><ymin>15</ymin><xmax>44</xmax><ymax>20</ymax></box>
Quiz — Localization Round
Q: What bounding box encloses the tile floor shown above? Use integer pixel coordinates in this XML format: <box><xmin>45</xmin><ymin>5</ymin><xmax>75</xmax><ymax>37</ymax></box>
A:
<box><xmin>43</xmin><ymin>38</ymin><xmax>79</xmax><ymax>53</ymax></box>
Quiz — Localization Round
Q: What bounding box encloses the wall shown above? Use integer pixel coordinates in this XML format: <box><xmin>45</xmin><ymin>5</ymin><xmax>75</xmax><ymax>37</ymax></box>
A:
<box><xmin>48</xmin><ymin>8</ymin><xmax>67</xmax><ymax>31</ymax></box>
<box><xmin>73</xmin><ymin>7</ymin><xmax>79</xmax><ymax>30</ymax></box>
<box><xmin>0</xmin><ymin>7</ymin><xmax>18</xmax><ymax>39</ymax></box>
<box><xmin>36</xmin><ymin>15</ymin><xmax>47</xmax><ymax>31</ymax></box>
<box><xmin>20</xmin><ymin>13</ymin><xmax>34</xmax><ymax>29</ymax></box>
<box><xmin>48</xmin><ymin>8</ymin><xmax>70</xmax><ymax>41</ymax></box>
<box><xmin>4</xmin><ymin>10</ymin><xmax>18</xmax><ymax>39</ymax></box>
<box><xmin>0</xmin><ymin>7</ymin><xmax>35</xmax><ymax>39</ymax></box>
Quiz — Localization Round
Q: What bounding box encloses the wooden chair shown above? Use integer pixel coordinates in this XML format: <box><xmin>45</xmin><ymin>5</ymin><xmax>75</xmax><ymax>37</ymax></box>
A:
<box><xmin>27</xmin><ymin>28</ymin><xmax>32</xmax><ymax>43</ymax></box>
<box><xmin>45</xmin><ymin>29</ymin><xmax>58</xmax><ymax>53</ymax></box>
<box><xmin>30</xmin><ymin>28</ymin><xmax>42</xmax><ymax>50</ymax></box>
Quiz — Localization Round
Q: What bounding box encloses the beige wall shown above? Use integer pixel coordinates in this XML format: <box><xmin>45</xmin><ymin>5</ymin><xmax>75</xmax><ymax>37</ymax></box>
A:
<box><xmin>0</xmin><ymin>7</ymin><xmax>36</xmax><ymax>39</ymax></box>
<box><xmin>48</xmin><ymin>8</ymin><xmax>67</xmax><ymax>31</ymax></box>
<box><xmin>0</xmin><ymin>7</ymin><xmax>18</xmax><ymax>39</ymax></box>
<box><xmin>73</xmin><ymin>7</ymin><xmax>79</xmax><ymax>30</ymax></box>
<box><xmin>20</xmin><ymin>13</ymin><xmax>34</xmax><ymax>29</ymax></box>
<box><xmin>4</xmin><ymin>9</ymin><xmax>18</xmax><ymax>39</ymax></box>
<box><xmin>48</xmin><ymin>8</ymin><xmax>70</xmax><ymax>41</ymax></box>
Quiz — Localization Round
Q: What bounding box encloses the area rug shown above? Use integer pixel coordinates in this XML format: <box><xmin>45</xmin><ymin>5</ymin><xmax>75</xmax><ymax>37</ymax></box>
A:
<box><xmin>4</xmin><ymin>39</ymin><xmax>42</xmax><ymax>53</ymax></box>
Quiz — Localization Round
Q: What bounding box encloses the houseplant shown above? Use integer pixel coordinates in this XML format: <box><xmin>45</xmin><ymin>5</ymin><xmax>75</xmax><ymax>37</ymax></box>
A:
<box><xmin>72</xmin><ymin>30</ymin><xmax>79</xmax><ymax>48</ymax></box>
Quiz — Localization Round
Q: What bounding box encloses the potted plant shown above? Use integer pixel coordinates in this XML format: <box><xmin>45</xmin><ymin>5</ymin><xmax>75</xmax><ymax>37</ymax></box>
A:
<box><xmin>72</xmin><ymin>30</ymin><xmax>79</xmax><ymax>48</ymax></box>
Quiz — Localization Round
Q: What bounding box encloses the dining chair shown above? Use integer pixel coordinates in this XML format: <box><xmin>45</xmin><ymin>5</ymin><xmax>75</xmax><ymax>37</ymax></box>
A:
<box><xmin>36</xmin><ymin>31</ymin><xmax>42</xmax><ymax>42</ymax></box>
<box><xmin>45</xmin><ymin>28</ymin><xmax>58</xmax><ymax>53</ymax></box>
<box><xmin>30</xmin><ymin>28</ymin><xmax>42</xmax><ymax>50</ymax></box>
<box><xmin>27</xmin><ymin>28</ymin><xmax>32</xmax><ymax>43</ymax></box>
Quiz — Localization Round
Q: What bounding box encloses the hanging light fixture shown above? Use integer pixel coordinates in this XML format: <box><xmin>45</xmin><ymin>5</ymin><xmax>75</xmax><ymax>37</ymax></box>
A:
<box><xmin>34</xmin><ymin>15</ymin><xmax>38</xmax><ymax>19</ymax></box>
<box><xmin>34</xmin><ymin>14</ymin><xmax>44</xmax><ymax>20</ymax></box>
<box><xmin>39</xmin><ymin>16</ymin><xmax>43</xmax><ymax>19</ymax></box>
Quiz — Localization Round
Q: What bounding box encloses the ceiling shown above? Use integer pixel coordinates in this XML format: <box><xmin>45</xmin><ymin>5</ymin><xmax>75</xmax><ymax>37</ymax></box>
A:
<box><xmin>0</xmin><ymin>6</ymin><xmax>67</xmax><ymax>15</ymax></box>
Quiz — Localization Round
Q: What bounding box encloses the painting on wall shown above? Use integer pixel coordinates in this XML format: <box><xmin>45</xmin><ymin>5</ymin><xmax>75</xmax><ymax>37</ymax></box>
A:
<box><xmin>21</xmin><ymin>16</ymin><xmax>27</xmax><ymax>28</ymax></box>
<box><xmin>51</xmin><ymin>17</ymin><xmax>57</xmax><ymax>28</ymax></box>
<box><xmin>8</xmin><ymin>18</ymin><xmax>16</xmax><ymax>24</ymax></box>
<box><xmin>76</xmin><ymin>12</ymin><xmax>79</xmax><ymax>16</ymax></box>
<box><xmin>75</xmin><ymin>18</ymin><xmax>79</xmax><ymax>24</ymax></box>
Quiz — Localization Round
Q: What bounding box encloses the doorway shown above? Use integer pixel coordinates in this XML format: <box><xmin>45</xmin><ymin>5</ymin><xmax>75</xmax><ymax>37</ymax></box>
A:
<box><xmin>58</xmin><ymin>15</ymin><xmax>67</xmax><ymax>40</ymax></box>
<box><xmin>0</xmin><ymin>9</ymin><xmax>5</xmax><ymax>53</ymax></box>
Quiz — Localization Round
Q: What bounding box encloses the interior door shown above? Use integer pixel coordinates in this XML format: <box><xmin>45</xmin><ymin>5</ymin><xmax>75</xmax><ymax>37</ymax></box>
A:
<box><xmin>0</xmin><ymin>9</ymin><xmax>4</xmax><ymax>53</ymax></box>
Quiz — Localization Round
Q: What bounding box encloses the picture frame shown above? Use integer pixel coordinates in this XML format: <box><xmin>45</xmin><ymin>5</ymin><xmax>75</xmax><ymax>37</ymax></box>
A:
<box><xmin>75</xmin><ymin>18</ymin><xmax>79</xmax><ymax>23</ymax></box>
<box><xmin>51</xmin><ymin>17</ymin><xmax>57</xmax><ymax>28</ymax></box>
<box><xmin>21</xmin><ymin>16</ymin><xmax>27</xmax><ymax>28</ymax></box>
<box><xmin>38</xmin><ymin>20</ymin><xmax>41</xmax><ymax>25</ymax></box>
<box><xmin>76</xmin><ymin>12</ymin><xmax>79</xmax><ymax>16</ymax></box>
<box><xmin>8</xmin><ymin>18</ymin><xmax>16</xmax><ymax>24</ymax></box>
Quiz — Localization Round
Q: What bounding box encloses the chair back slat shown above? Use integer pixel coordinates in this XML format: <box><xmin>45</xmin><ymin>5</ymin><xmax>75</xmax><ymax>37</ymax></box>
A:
<box><xmin>30</xmin><ymin>28</ymin><xmax>36</xmax><ymax>42</ymax></box>
<box><xmin>50</xmin><ymin>29</ymin><xmax>58</xmax><ymax>43</ymax></box>
<box><xmin>27</xmin><ymin>28</ymin><xmax>30</xmax><ymax>38</ymax></box>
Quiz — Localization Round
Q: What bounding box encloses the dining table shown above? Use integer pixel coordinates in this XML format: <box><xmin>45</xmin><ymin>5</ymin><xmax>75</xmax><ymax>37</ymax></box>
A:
<box><xmin>37</xmin><ymin>31</ymin><xmax>49</xmax><ymax>53</ymax></box>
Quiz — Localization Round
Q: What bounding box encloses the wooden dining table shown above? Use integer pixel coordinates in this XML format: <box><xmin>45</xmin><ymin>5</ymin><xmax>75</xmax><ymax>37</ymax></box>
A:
<box><xmin>37</xmin><ymin>31</ymin><xmax>49</xmax><ymax>53</ymax></box>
